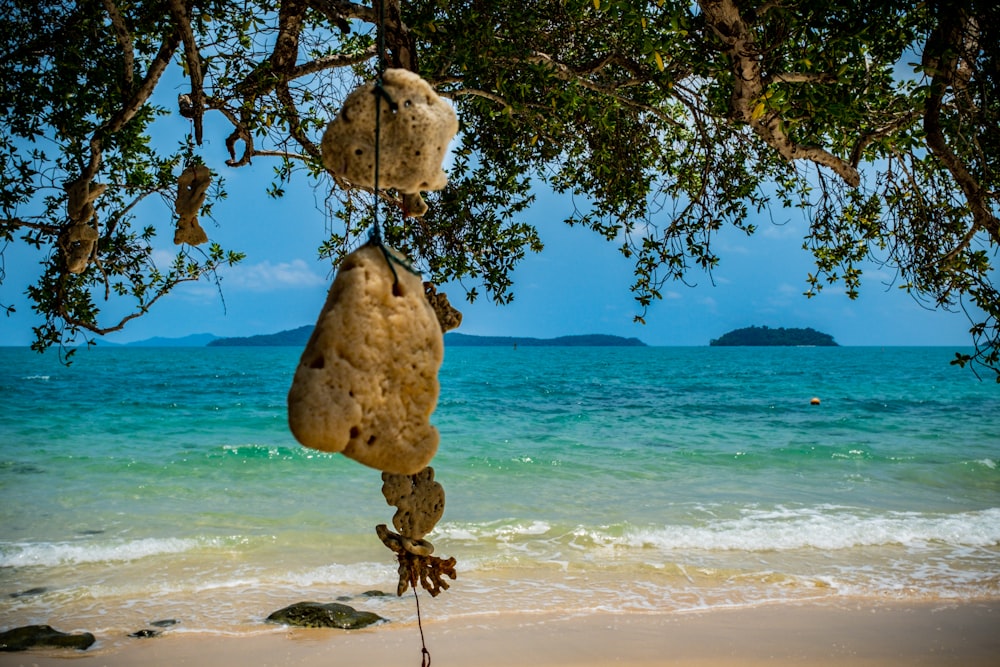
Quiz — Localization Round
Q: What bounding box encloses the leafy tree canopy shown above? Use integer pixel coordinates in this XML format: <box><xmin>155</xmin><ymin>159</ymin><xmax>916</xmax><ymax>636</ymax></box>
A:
<box><xmin>1</xmin><ymin>0</ymin><xmax>997</xmax><ymax>377</ymax></box>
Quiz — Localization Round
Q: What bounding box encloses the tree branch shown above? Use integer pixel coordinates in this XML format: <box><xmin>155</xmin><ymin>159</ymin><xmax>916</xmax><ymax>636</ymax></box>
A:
<box><xmin>764</xmin><ymin>72</ymin><xmax>837</xmax><ymax>85</ymax></box>
<box><xmin>100</xmin><ymin>0</ymin><xmax>134</xmax><ymax>93</ymax></box>
<box><xmin>3</xmin><ymin>217</ymin><xmax>59</xmax><ymax>234</ymax></box>
<box><xmin>83</xmin><ymin>28</ymin><xmax>182</xmax><ymax>181</ymax></box>
<box><xmin>308</xmin><ymin>0</ymin><xmax>375</xmax><ymax>25</ymax></box>
<box><xmin>169</xmin><ymin>0</ymin><xmax>205</xmax><ymax>144</ymax></box>
<box><xmin>290</xmin><ymin>45</ymin><xmax>379</xmax><ymax>80</ymax></box>
<box><xmin>848</xmin><ymin>110</ymin><xmax>922</xmax><ymax>167</ymax></box>
<box><xmin>275</xmin><ymin>81</ymin><xmax>322</xmax><ymax>160</ymax></box>
<box><xmin>380</xmin><ymin>0</ymin><xmax>418</xmax><ymax>71</ymax></box>
<box><xmin>519</xmin><ymin>51</ymin><xmax>683</xmax><ymax>128</ymax></box>
<box><xmin>446</xmin><ymin>86</ymin><xmax>511</xmax><ymax>109</ymax></box>
<box><xmin>921</xmin><ymin>5</ymin><xmax>999</xmax><ymax>246</ymax></box>
<box><xmin>698</xmin><ymin>0</ymin><xmax>861</xmax><ymax>187</ymax></box>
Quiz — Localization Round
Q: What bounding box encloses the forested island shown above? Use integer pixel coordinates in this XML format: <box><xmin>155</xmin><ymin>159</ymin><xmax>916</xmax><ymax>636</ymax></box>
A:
<box><xmin>710</xmin><ymin>326</ymin><xmax>838</xmax><ymax>347</ymax></box>
<box><xmin>207</xmin><ymin>326</ymin><xmax>313</xmax><ymax>347</ymax></box>
<box><xmin>206</xmin><ymin>328</ymin><xmax>645</xmax><ymax>347</ymax></box>
<box><xmin>444</xmin><ymin>333</ymin><xmax>646</xmax><ymax>347</ymax></box>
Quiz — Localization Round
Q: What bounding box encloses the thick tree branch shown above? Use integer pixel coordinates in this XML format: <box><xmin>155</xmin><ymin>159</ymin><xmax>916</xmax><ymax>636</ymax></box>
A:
<box><xmin>274</xmin><ymin>0</ymin><xmax>309</xmax><ymax>73</ymax></box>
<box><xmin>83</xmin><ymin>28</ymin><xmax>182</xmax><ymax>181</ymax></box>
<box><xmin>848</xmin><ymin>110</ymin><xmax>922</xmax><ymax>167</ymax></box>
<box><xmin>922</xmin><ymin>5</ymin><xmax>1000</xmax><ymax>246</ymax></box>
<box><xmin>4</xmin><ymin>217</ymin><xmax>59</xmax><ymax>234</ymax></box>
<box><xmin>275</xmin><ymin>81</ymin><xmax>323</xmax><ymax>160</ymax></box>
<box><xmin>309</xmin><ymin>0</ymin><xmax>375</xmax><ymax>25</ymax></box>
<box><xmin>100</xmin><ymin>0</ymin><xmax>134</xmax><ymax>93</ymax></box>
<box><xmin>764</xmin><ymin>72</ymin><xmax>837</xmax><ymax>85</ymax></box>
<box><xmin>169</xmin><ymin>0</ymin><xmax>205</xmax><ymax>144</ymax></box>
<box><xmin>698</xmin><ymin>0</ymin><xmax>861</xmax><ymax>187</ymax></box>
<box><xmin>379</xmin><ymin>0</ymin><xmax>418</xmax><ymax>71</ymax></box>
<box><xmin>234</xmin><ymin>0</ymin><xmax>308</xmax><ymax>97</ymax></box>
<box><xmin>290</xmin><ymin>45</ymin><xmax>378</xmax><ymax>80</ymax></box>
<box><xmin>445</xmin><ymin>86</ymin><xmax>511</xmax><ymax>109</ymax></box>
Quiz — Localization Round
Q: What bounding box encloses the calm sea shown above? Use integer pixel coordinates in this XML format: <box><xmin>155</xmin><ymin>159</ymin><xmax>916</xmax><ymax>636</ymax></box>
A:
<box><xmin>1</xmin><ymin>345</ymin><xmax>998</xmax><ymax>644</ymax></box>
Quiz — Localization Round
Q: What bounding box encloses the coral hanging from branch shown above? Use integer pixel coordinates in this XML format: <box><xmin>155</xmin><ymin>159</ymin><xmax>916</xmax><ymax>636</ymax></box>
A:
<box><xmin>174</xmin><ymin>164</ymin><xmax>211</xmax><ymax>246</ymax></box>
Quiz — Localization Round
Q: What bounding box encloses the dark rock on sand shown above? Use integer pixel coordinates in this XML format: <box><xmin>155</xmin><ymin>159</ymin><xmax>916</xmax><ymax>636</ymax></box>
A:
<box><xmin>128</xmin><ymin>629</ymin><xmax>160</xmax><ymax>639</ymax></box>
<box><xmin>9</xmin><ymin>587</ymin><xmax>47</xmax><ymax>598</ymax></box>
<box><xmin>130</xmin><ymin>618</ymin><xmax>178</xmax><ymax>637</ymax></box>
<box><xmin>266</xmin><ymin>601</ymin><xmax>385</xmax><ymax>629</ymax></box>
<box><xmin>338</xmin><ymin>590</ymin><xmax>386</xmax><ymax>602</ymax></box>
<box><xmin>0</xmin><ymin>624</ymin><xmax>96</xmax><ymax>651</ymax></box>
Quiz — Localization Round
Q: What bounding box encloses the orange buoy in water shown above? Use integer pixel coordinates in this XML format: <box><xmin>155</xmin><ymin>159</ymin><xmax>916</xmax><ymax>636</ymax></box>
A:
<box><xmin>810</xmin><ymin>397</ymin><xmax>821</xmax><ymax>405</ymax></box>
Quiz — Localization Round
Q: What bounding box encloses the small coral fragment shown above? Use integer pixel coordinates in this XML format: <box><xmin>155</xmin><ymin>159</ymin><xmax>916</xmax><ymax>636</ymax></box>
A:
<box><xmin>382</xmin><ymin>467</ymin><xmax>445</xmax><ymax>541</ymax></box>
<box><xmin>423</xmin><ymin>282</ymin><xmax>462</xmax><ymax>332</ymax></box>
<box><xmin>376</xmin><ymin>524</ymin><xmax>457</xmax><ymax>597</ymax></box>
<box><xmin>174</xmin><ymin>164</ymin><xmax>211</xmax><ymax>245</ymax></box>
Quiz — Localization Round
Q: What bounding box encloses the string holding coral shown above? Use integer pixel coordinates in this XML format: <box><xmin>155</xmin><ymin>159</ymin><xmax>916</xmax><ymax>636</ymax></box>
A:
<box><xmin>288</xmin><ymin>5</ymin><xmax>462</xmax><ymax>664</ymax></box>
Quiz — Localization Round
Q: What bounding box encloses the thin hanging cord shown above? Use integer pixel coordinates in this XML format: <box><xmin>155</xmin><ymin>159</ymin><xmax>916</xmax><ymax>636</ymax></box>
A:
<box><xmin>367</xmin><ymin>0</ymin><xmax>420</xmax><ymax>284</ymax></box>
<box><xmin>413</xmin><ymin>585</ymin><xmax>431</xmax><ymax>667</ymax></box>
<box><xmin>370</xmin><ymin>0</ymin><xmax>388</xmax><ymax>245</ymax></box>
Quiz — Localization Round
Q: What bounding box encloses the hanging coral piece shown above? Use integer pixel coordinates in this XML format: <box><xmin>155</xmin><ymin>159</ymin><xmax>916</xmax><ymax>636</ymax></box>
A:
<box><xmin>376</xmin><ymin>467</ymin><xmax>457</xmax><ymax>597</ymax></box>
<box><xmin>423</xmin><ymin>282</ymin><xmax>463</xmax><ymax>333</ymax></box>
<box><xmin>173</xmin><ymin>163</ymin><xmax>211</xmax><ymax>245</ymax></box>
<box><xmin>321</xmin><ymin>68</ymin><xmax>458</xmax><ymax>217</ymax></box>
<box><xmin>61</xmin><ymin>178</ymin><xmax>106</xmax><ymax>274</ymax></box>
<box><xmin>287</xmin><ymin>243</ymin><xmax>443</xmax><ymax>475</ymax></box>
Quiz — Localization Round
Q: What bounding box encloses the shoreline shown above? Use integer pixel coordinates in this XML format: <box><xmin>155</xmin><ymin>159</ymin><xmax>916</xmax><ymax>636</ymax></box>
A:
<box><xmin>3</xmin><ymin>599</ymin><xmax>996</xmax><ymax>666</ymax></box>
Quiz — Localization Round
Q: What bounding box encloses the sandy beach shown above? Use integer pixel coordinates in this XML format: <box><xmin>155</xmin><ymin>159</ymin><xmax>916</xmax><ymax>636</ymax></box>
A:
<box><xmin>2</xmin><ymin>600</ymin><xmax>996</xmax><ymax>667</ymax></box>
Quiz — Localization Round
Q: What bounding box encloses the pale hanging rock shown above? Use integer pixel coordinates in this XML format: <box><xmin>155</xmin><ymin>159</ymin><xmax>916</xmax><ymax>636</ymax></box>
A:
<box><xmin>287</xmin><ymin>243</ymin><xmax>443</xmax><ymax>475</ymax></box>
<box><xmin>62</xmin><ymin>178</ymin><xmax>106</xmax><ymax>274</ymax></box>
<box><xmin>173</xmin><ymin>164</ymin><xmax>211</xmax><ymax>245</ymax></box>
<box><xmin>321</xmin><ymin>68</ymin><xmax>458</xmax><ymax>217</ymax></box>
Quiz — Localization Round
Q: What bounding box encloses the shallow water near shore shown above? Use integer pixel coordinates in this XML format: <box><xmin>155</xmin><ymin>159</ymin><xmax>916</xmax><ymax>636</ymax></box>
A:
<box><xmin>1</xmin><ymin>345</ymin><xmax>998</xmax><ymax>644</ymax></box>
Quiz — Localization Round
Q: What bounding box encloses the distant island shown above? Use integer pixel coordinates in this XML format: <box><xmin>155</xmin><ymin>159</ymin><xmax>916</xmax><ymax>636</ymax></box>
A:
<box><xmin>710</xmin><ymin>326</ymin><xmax>838</xmax><ymax>347</ymax></box>
<box><xmin>207</xmin><ymin>326</ymin><xmax>313</xmax><ymax>347</ymax></box>
<box><xmin>444</xmin><ymin>333</ymin><xmax>646</xmax><ymax>347</ymax></box>
<box><xmin>205</xmin><ymin>327</ymin><xmax>646</xmax><ymax>348</ymax></box>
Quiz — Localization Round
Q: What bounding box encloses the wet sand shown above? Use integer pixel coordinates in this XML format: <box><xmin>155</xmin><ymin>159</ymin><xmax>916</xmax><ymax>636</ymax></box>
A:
<box><xmin>2</xmin><ymin>600</ymin><xmax>996</xmax><ymax>667</ymax></box>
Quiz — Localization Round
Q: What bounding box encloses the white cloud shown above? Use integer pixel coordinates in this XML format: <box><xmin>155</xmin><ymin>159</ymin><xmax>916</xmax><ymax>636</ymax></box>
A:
<box><xmin>221</xmin><ymin>259</ymin><xmax>327</xmax><ymax>291</ymax></box>
<box><xmin>149</xmin><ymin>251</ymin><xmax>327</xmax><ymax>293</ymax></box>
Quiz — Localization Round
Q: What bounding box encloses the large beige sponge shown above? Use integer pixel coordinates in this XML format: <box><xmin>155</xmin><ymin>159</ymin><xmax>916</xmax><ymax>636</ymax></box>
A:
<box><xmin>287</xmin><ymin>244</ymin><xmax>443</xmax><ymax>475</ymax></box>
<box><xmin>321</xmin><ymin>68</ymin><xmax>457</xmax><ymax>199</ymax></box>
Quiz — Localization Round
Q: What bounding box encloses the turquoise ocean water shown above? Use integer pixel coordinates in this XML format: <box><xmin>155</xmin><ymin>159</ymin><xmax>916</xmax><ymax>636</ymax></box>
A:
<box><xmin>1</xmin><ymin>345</ymin><xmax>998</xmax><ymax>644</ymax></box>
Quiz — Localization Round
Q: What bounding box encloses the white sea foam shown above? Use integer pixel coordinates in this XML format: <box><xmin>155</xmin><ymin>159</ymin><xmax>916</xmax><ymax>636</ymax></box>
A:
<box><xmin>438</xmin><ymin>507</ymin><xmax>1000</xmax><ymax>553</ymax></box>
<box><xmin>284</xmin><ymin>562</ymin><xmax>396</xmax><ymax>588</ymax></box>
<box><xmin>619</xmin><ymin>506</ymin><xmax>1000</xmax><ymax>552</ymax></box>
<box><xmin>1</xmin><ymin>536</ymin><xmax>215</xmax><ymax>567</ymax></box>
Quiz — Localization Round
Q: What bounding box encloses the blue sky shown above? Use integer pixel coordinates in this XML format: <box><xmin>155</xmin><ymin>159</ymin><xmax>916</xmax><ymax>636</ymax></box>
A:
<box><xmin>0</xmin><ymin>65</ymin><xmax>983</xmax><ymax>349</ymax></box>
<box><xmin>0</xmin><ymin>155</ymin><xmax>981</xmax><ymax>348</ymax></box>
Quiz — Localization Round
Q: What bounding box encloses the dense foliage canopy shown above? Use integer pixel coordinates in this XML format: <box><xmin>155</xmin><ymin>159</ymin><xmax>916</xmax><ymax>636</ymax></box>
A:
<box><xmin>1</xmin><ymin>0</ymin><xmax>997</xmax><ymax>376</ymax></box>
